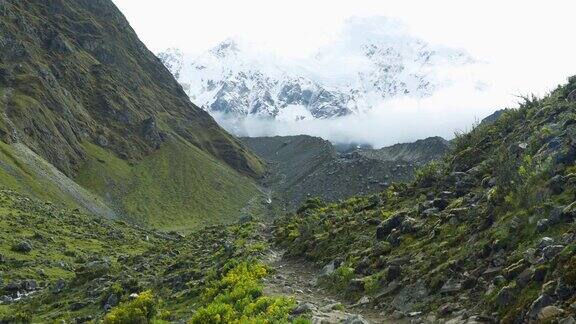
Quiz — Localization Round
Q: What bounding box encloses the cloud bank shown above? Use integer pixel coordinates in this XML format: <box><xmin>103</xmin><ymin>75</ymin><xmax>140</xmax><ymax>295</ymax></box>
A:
<box><xmin>213</xmin><ymin>74</ymin><xmax>501</xmax><ymax>148</ymax></box>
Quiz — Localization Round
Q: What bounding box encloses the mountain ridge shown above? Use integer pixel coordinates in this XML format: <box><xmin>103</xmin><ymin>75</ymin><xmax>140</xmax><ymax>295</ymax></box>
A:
<box><xmin>0</xmin><ymin>0</ymin><xmax>265</xmax><ymax>229</ymax></box>
<box><xmin>159</xmin><ymin>17</ymin><xmax>478</xmax><ymax>121</ymax></box>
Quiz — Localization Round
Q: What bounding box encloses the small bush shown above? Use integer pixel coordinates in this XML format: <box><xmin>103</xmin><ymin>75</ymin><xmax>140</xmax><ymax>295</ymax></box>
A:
<box><xmin>104</xmin><ymin>290</ymin><xmax>156</xmax><ymax>324</ymax></box>
<box><xmin>190</xmin><ymin>261</ymin><xmax>296</xmax><ymax>324</ymax></box>
<box><xmin>414</xmin><ymin>161</ymin><xmax>443</xmax><ymax>187</ymax></box>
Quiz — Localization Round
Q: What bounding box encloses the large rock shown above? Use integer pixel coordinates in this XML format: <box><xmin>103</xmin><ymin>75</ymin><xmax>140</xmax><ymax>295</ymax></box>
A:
<box><xmin>527</xmin><ymin>294</ymin><xmax>553</xmax><ymax>321</ymax></box>
<box><xmin>12</xmin><ymin>241</ymin><xmax>32</xmax><ymax>253</ymax></box>
<box><xmin>74</xmin><ymin>260</ymin><xmax>110</xmax><ymax>283</ymax></box>
<box><xmin>291</xmin><ymin>302</ymin><xmax>317</xmax><ymax>315</ymax></box>
<box><xmin>538</xmin><ymin>306</ymin><xmax>565</xmax><ymax>321</ymax></box>
<box><xmin>376</xmin><ymin>213</ymin><xmax>405</xmax><ymax>240</ymax></box>
<box><xmin>496</xmin><ymin>286</ymin><xmax>516</xmax><ymax>307</ymax></box>
<box><xmin>344</xmin><ymin>314</ymin><xmax>369</xmax><ymax>324</ymax></box>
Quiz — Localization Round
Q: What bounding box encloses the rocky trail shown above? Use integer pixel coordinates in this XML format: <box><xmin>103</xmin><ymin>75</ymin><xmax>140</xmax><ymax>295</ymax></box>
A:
<box><xmin>262</xmin><ymin>249</ymin><xmax>400</xmax><ymax>324</ymax></box>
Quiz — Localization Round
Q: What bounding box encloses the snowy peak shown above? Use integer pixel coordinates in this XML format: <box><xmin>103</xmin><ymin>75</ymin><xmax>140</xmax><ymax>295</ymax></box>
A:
<box><xmin>159</xmin><ymin>16</ymin><xmax>480</xmax><ymax>120</ymax></box>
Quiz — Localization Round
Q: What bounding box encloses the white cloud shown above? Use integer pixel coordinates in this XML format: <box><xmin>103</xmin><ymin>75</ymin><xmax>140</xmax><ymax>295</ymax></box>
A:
<box><xmin>213</xmin><ymin>75</ymin><xmax>502</xmax><ymax>148</ymax></box>
<box><xmin>112</xmin><ymin>0</ymin><xmax>576</xmax><ymax>145</ymax></box>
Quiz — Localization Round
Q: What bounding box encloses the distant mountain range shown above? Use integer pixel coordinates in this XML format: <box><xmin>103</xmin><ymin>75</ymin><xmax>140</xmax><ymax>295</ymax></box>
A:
<box><xmin>159</xmin><ymin>17</ymin><xmax>478</xmax><ymax>121</ymax></box>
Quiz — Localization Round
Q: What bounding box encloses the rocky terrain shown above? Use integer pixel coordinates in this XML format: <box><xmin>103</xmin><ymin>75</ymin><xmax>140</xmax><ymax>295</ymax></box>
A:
<box><xmin>3</xmin><ymin>0</ymin><xmax>576</xmax><ymax>323</ymax></box>
<box><xmin>274</xmin><ymin>77</ymin><xmax>576</xmax><ymax>323</ymax></box>
<box><xmin>242</xmin><ymin>135</ymin><xmax>450</xmax><ymax>211</ymax></box>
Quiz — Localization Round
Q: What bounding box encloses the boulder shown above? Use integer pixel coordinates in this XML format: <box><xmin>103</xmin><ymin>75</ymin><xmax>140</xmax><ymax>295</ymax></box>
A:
<box><xmin>51</xmin><ymin>279</ymin><xmax>66</xmax><ymax>294</ymax></box>
<box><xmin>320</xmin><ymin>260</ymin><xmax>338</xmax><ymax>277</ymax></box>
<box><xmin>549</xmin><ymin>175</ymin><xmax>566</xmax><ymax>194</ymax></box>
<box><xmin>432</xmin><ymin>198</ymin><xmax>449</xmax><ymax>211</ymax></box>
<box><xmin>536</xmin><ymin>218</ymin><xmax>550</xmax><ymax>233</ymax></box>
<box><xmin>537</xmin><ymin>237</ymin><xmax>555</xmax><ymax>249</ymax></box>
<box><xmin>104</xmin><ymin>293</ymin><xmax>119</xmax><ymax>311</ymax></box>
<box><xmin>562</xmin><ymin>202</ymin><xmax>576</xmax><ymax>219</ymax></box>
<box><xmin>555</xmin><ymin>279</ymin><xmax>574</xmax><ymax>301</ymax></box>
<box><xmin>74</xmin><ymin>260</ymin><xmax>110</xmax><ymax>283</ymax></box>
<box><xmin>567</xmin><ymin>89</ymin><xmax>576</xmax><ymax>102</ymax></box>
<box><xmin>12</xmin><ymin>241</ymin><xmax>32</xmax><ymax>253</ymax></box>
<box><xmin>527</xmin><ymin>294</ymin><xmax>553</xmax><ymax>321</ymax></box>
<box><xmin>291</xmin><ymin>302</ymin><xmax>317</xmax><ymax>315</ymax></box>
<box><xmin>543</xmin><ymin>245</ymin><xmax>565</xmax><ymax>260</ymax></box>
<box><xmin>440</xmin><ymin>279</ymin><xmax>462</xmax><ymax>294</ymax></box>
<box><xmin>496</xmin><ymin>286</ymin><xmax>516</xmax><ymax>307</ymax></box>
<box><xmin>386</xmin><ymin>229</ymin><xmax>402</xmax><ymax>247</ymax></box>
<box><xmin>559</xmin><ymin>316</ymin><xmax>576</xmax><ymax>324</ymax></box>
<box><xmin>386</xmin><ymin>265</ymin><xmax>401</xmax><ymax>282</ymax></box>
<box><xmin>538</xmin><ymin>306</ymin><xmax>565</xmax><ymax>321</ymax></box>
<box><xmin>376</xmin><ymin>213</ymin><xmax>405</xmax><ymax>240</ymax></box>
<box><xmin>516</xmin><ymin>268</ymin><xmax>535</xmax><ymax>288</ymax></box>
<box><xmin>344</xmin><ymin>314</ymin><xmax>369</xmax><ymax>324</ymax></box>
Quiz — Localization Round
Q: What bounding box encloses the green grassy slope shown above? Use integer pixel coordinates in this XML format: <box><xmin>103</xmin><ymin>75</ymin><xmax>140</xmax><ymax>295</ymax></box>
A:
<box><xmin>0</xmin><ymin>189</ymin><xmax>294</xmax><ymax>323</ymax></box>
<box><xmin>0</xmin><ymin>141</ymin><xmax>115</xmax><ymax>217</ymax></box>
<box><xmin>274</xmin><ymin>77</ymin><xmax>576</xmax><ymax>323</ymax></box>
<box><xmin>76</xmin><ymin>139</ymin><xmax>262</xmax><ymax>231</ymax></box>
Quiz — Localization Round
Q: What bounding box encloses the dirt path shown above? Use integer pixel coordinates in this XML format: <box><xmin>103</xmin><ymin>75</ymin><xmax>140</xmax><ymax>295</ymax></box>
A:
<box><xmin>262</xmin><ymin>249</ymin><xmax>398</xmax><ymax>324</ymax></box>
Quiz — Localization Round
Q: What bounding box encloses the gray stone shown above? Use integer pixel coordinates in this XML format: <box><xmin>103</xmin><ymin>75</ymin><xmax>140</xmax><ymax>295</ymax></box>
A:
<box><xmin>536</xmin><ymin>218</ymin><xmax>550</xmax><ymax>233</ymax></box>
<box><xmin>516</xmin><ymin>268</ymin><xmax>534</xmax><ymax>288</ymax></box>
<box><xmin>538</xmin><ymin>237</ymin><xmax>555</xmax><ymax>249</ymax></box>
<box><xmin>440</xmin><ymin>279</ymin><xmax>462</xmax><ymax>294</ymax></box>
<box><xmin>291</xmin><ymin>302</ymin><xmax>317</xmax><ymax>315</ymax></box>
<box><xmin>12</xmin><ymin>241</ymin><xmax>32</xmax><ymax>253</ymax></box>
<box><xmin>527</xmin><ymin>294</ymin><xmax>553</xmax><ymax>321</ymax></box>
<box><xmin>496</xmin><ymin>286</ymin><xmax>516</xmax><ymax>307</ymax></box>
<box><xmin>386</xmin><ymin>265</ymin><xmax>401</xmax><ymax>281</ymax></box>
<box><xmin>376</xmin><ymin>213</ymin><xmax>405</xmax><ymax>240</ymax></box>
<box><xmin>559</xmin><ymin>316</ymin><xmax>576</xmax><ymax>324</ymax></box>
<box><xmin>104</xmin><ymin>293</ymin><xmax>119</xmax><ymax>311</ymax></box>
<box><xmin>567</xmin><ymin>89</ymin><xmax>576</xmax><ymax>102</ymax></box>
<box><xmin>51</xmin><ymin>279</ymin><xmax>66</xmax><ymax>294</ymax></box>
<box><xmin>555</xmin><ymin>280</ymin><xmax>574</xmax><ymax>300</ymax></box>
<box><xmin>543</xmin><ymin>245</ymin><xmax>565</xmax><ymax>260</ymax></box>
<box><xmin>549</xmin><ymin>175</ymin><xmax>567</xmax><ymax>194</ymax></box>
<box><xmin>344</xmin><ymin>314</ymin><xmax>369</xmax><ymax>324</ymax></box>
<box><xmin>320</xmin><ymin>260</ymin><xmax>337</xmax><ymax>277</ymax></box>
<box><xmin>493</xmin><ymin>275</ymin><xmax>506</xmax><ymax>285</ymax></box>
<box><xmin>538</xmin><ymin>305</ymin><xmax>565</xmax><ymax>321</ymax></box>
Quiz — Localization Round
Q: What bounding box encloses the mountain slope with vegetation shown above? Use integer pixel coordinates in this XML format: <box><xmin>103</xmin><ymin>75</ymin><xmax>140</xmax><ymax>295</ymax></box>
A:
<box><xmin>242</xmin><ymin>135</ymin><xmax>449</xmax><ymax>211</ymax></box>
<box><xmin>275</xmin><ymin>77</ymin><xmax>576</xmax><ymax>323</ymax></box>
<box><xmin>0</xmin><ymin>0</ymin><xmax>264</xmax><ymax>229</ymax></box>
<box><xmin>0</xmin><ymin>188</ymin><xmax>299</xmax><ymax>323</ymax></box>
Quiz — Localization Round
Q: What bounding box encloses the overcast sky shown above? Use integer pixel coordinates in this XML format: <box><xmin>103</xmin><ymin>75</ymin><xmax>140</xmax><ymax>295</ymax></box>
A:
<box><xmin>113</xmin><ymin>0</ymin><xmax>576</xmax><ymax>99</ymax></box>
<box><xmin>112</xmin><ymin>0</ymin><xmax>576</xmax><ymax>145</ymax></box>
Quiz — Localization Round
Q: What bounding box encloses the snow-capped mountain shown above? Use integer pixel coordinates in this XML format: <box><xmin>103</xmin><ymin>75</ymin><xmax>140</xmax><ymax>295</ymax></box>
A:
<box><xmin>159</xmin><ymin>17</ymin><xmax>477</xmax><ymax>120</ymax></box>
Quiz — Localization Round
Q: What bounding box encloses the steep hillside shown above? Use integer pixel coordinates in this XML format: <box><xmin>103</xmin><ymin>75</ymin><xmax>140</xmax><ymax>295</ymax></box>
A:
<box><xmin>242</xmin><ymin>135</ymin><xmax>448</xmax><ymax>210</ymax></box>
<box><xmin>0</xmin><ymin>189</ymin><xmax>299</xmax><ymax>323</ymax></box>
<box><xmin>275</xmin><ymin>77</ymin><xmax>576</xmax><ymax>323</ymax></box>
<box><xmin>0</xmin><ymin>0</ymin><xmax>264</xmax><ymax>228</ymax></box>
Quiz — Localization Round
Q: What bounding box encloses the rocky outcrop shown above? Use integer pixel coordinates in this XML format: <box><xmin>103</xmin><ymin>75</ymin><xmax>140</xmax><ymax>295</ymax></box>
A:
<box><xmin>242</xmin><ymin>135</ymin><xmax>446</xmax><ymax>210</ymax></box>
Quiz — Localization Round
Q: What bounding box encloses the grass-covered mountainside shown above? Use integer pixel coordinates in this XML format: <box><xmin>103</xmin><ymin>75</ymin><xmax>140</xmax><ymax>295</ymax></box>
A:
<box><xmin>275</xmin><ymin>78</ymin><xmax>576</xmax><ymax>323</ymax></box>
<box><xmin>0</xmin><ymin>188</ymin><xmax>301</xmax><ymax>323</ymax></box>
<box><xmin>242</xmin><ymin>135</ymin><xmax>448</xmax><ymax>211</ymax></box>
<box><xmin>0</xmin><ymin>0</ymin><xmax>265</xmax><ymax>229</ymax></box>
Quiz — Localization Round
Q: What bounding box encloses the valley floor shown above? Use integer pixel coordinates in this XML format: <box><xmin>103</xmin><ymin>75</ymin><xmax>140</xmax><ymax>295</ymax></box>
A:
<box><xmin>262</xmin><ymin>248</ymin><xmax>397</xmax><ymax>324</ymax></box>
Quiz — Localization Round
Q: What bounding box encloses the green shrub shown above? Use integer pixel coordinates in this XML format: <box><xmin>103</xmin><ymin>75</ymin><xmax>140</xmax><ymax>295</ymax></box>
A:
<box><xmin>190</xmin><ymin>262</ymin><xmax>296</xmax><ymax>324</ymax></box>
<box><xmin>414</xmin><ymin>161</ymin><xmax>443</xmax><ymax>187</ymax></box>
<box><xmin>104</xmin><ymin>290</ymin><xmax>156</xmax><ymax>324</ymax></box>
